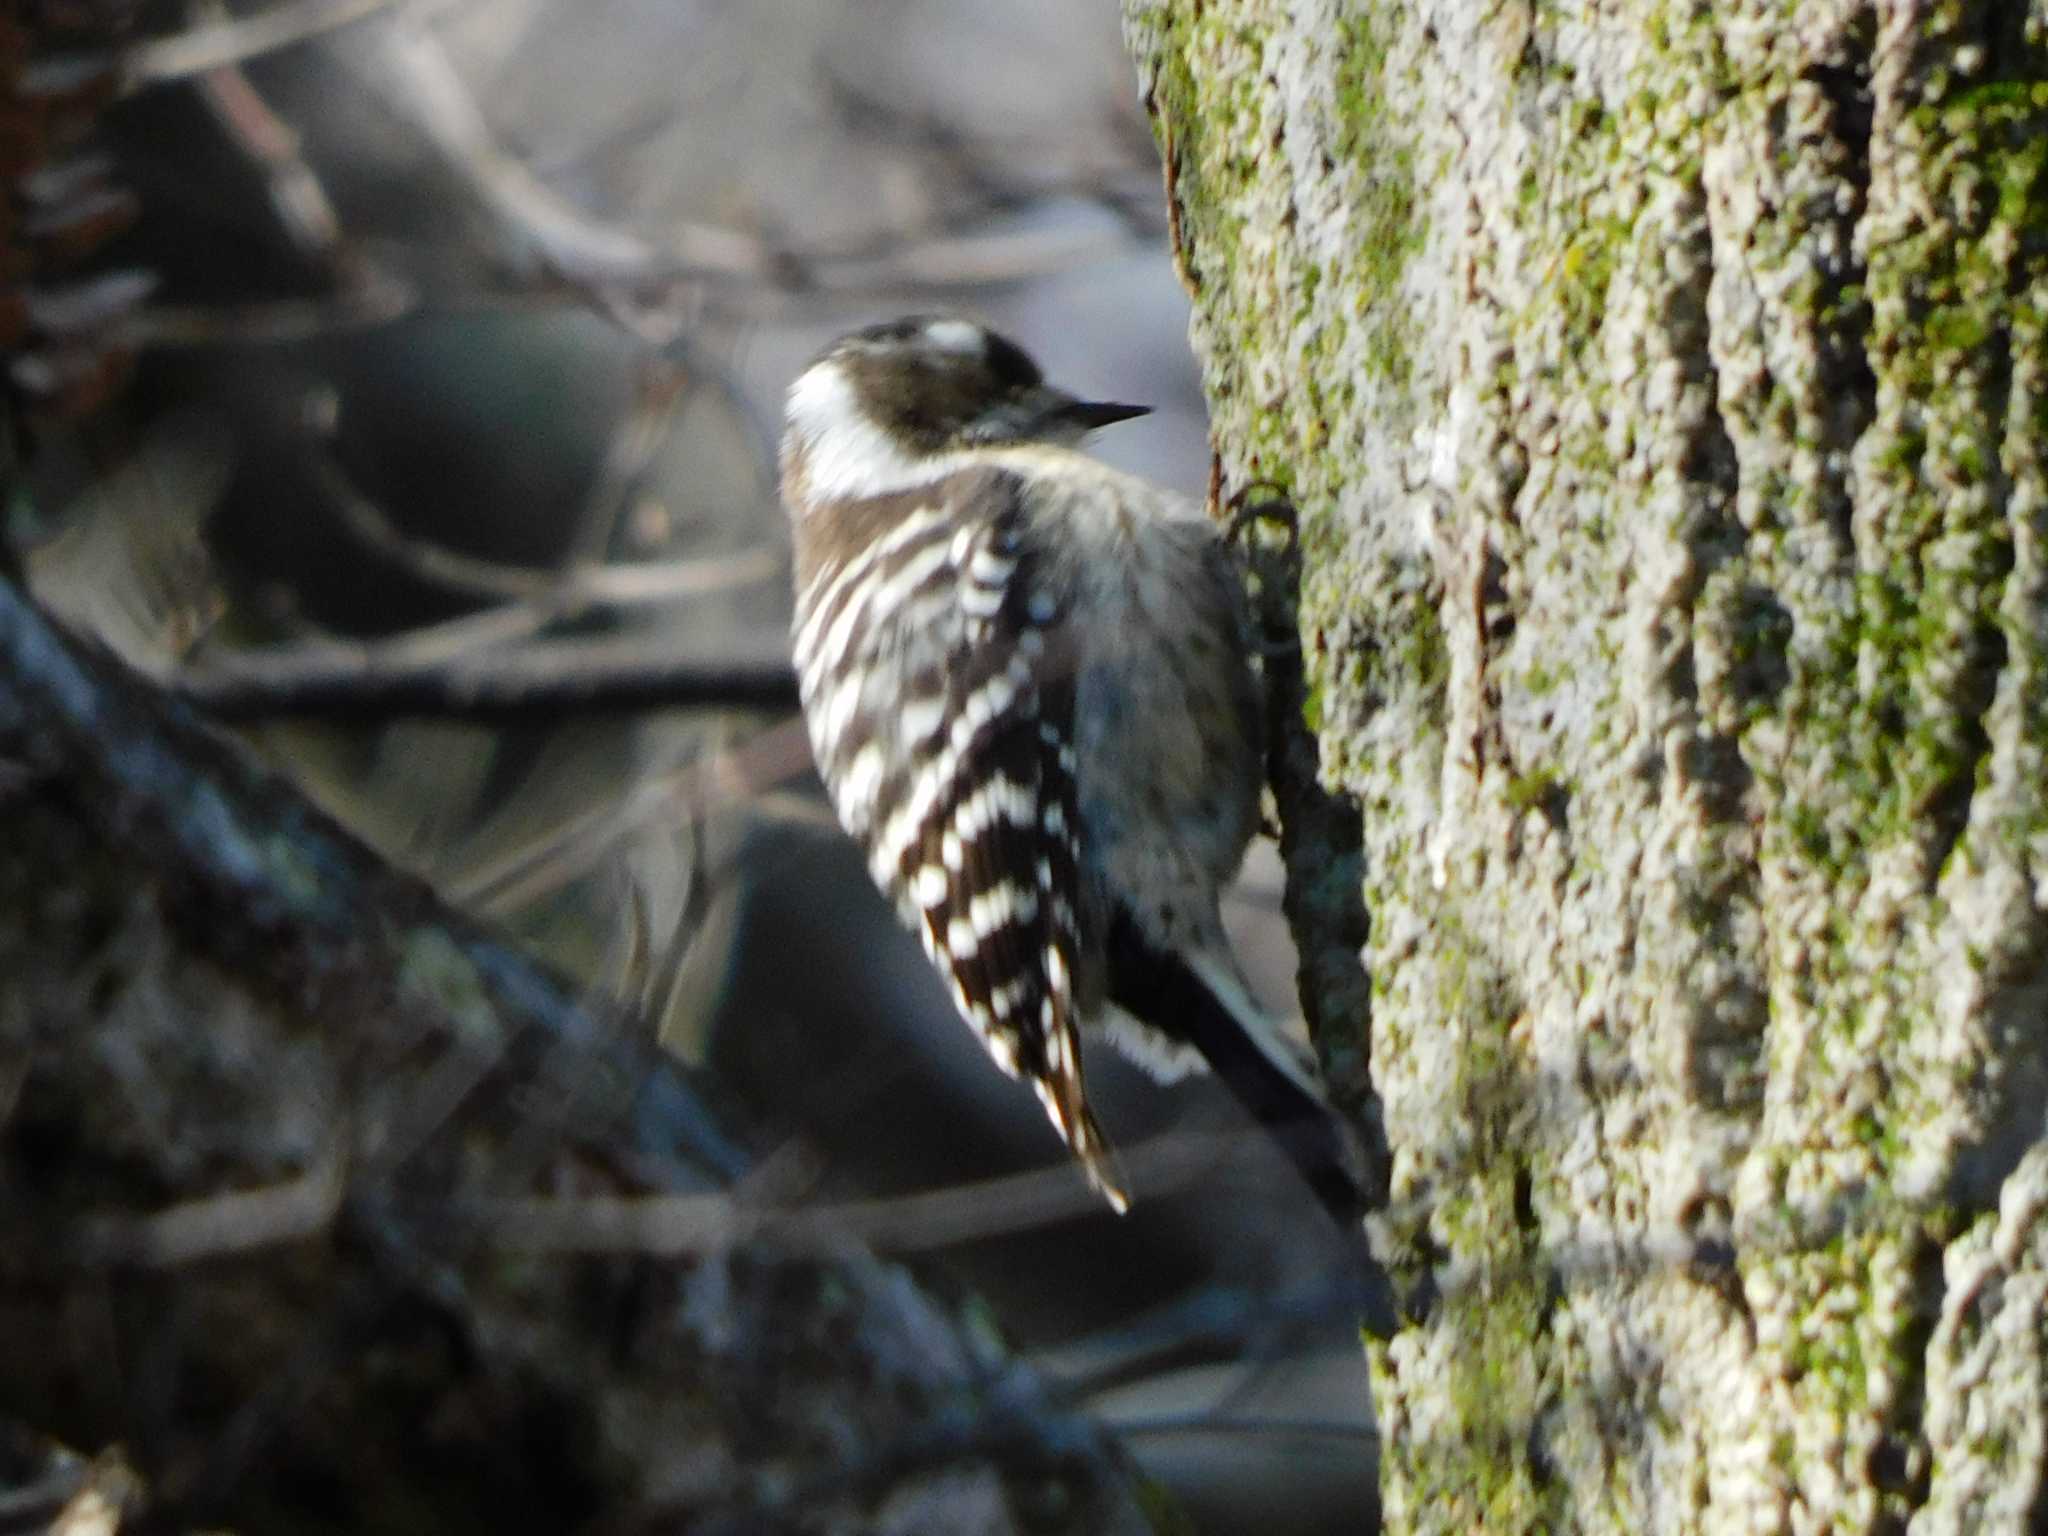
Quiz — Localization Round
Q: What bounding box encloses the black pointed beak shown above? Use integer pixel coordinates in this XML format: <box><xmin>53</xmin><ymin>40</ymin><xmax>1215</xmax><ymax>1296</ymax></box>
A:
<box><xmin>1057</xmin><ymin>398</ymin><xmax>1152</xmax><ymax>431</ymax></box>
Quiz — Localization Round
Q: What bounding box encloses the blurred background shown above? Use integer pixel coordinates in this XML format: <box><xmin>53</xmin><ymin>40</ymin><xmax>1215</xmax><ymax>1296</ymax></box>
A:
<box><xmin>13</xmin><ymin>0</ymin><xmax>1374</xmax><ymax>1526</ymax></box>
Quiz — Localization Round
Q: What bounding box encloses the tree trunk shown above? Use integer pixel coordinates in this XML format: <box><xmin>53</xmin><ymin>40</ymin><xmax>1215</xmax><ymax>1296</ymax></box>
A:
<box><xmin>1124</xmin><ymin>1</ymin><xmax>2048</xmax><ymax>1530</ymax></box>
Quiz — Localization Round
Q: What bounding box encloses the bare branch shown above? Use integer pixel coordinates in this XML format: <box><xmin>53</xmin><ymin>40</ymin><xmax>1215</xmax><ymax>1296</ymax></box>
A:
<box><xmin>0</xmin><ymin>569</ymin><xmax>1141</xmax><ymax>1531</ymax></box>
<box><xmin>0</xmin><ymin>569</ymin><xmax>753</xmax><ymax>1190</ymax></box>
<box><xmin>353</xmin><ymin>16</ymin><xmax>674</xmax><ymax>289</ymax></box>
<box><xmin>460</xmin><ymin>1124</ymin><xmax>1257</xmax><ymax>1258</ymax></box>
<box><xmin>167</xmin><ymin>633</ymin><xmax>800</xmax><ymax>720</ymax></box>
<box><xmin>121</xmin><ymin>0</ymin><xmax>412</xmax><ymax>90</ymax></box>
<box><xmin>69</xmin><ymin>1133</ymin><xmax>349</xmax><ymax>1268</ymax></box>
<box><xmin>192</xmin><ymin>42</ymin><xmax>347</xmax><ymax>262</ymax></box>
<box><xmin>315</xmin><ymin>451</ymin><xmax>783</xmax><ymax>606</ymax></box>
<box><xmin>445</xmin><ymin>719</ymin><xmax>817</xmax><ymax>911</ymax></box>
<box><xmin>123</xmin><ymin>281</ymin><xmax>417</xmax><ymax>347</ymax></box>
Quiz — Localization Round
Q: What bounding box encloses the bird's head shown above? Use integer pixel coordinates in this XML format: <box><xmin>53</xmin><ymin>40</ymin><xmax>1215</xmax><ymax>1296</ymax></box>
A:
<box><xmin>780</xmin><ymin>316</ymin><xmax>1149</xmax><ymax>505</ymax></box>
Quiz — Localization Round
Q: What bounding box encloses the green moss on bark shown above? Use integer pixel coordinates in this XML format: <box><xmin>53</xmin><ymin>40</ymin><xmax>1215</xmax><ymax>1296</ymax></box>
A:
<box><xmin>1129</xmin><ymin>0</ymin><xmax>2048</xmax><ymax>1528</ymax></box>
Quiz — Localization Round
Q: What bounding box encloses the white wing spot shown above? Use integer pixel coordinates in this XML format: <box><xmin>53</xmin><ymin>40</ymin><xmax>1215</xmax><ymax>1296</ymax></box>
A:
<box><xmin>793</xmin><ymin>505</ymin><xmax>946</xmax><ymax>671</ymax></box>
<box><xmin>967</xmin><ymin>881</ymin><xmax>1034</xmax><ymax>936</ymax></box>
<box><xmin>809</xmin><ymin>522</ymin><xmax>948</xmax><ymax>680</ymax></box>
<box><xmin>900</xmin><ymin>695</ymin><xmax>947</xmax><ymax>744</ymax></box>
<box><xmin>954</xmin><ymin>672</ymin><xmax>1021</xmax><ymax>741</ymax></box>
<box><xmin>835</xmin><ymin>743</ymin><xmax>885</xmax><ymax>829</ymax></box>
<box><xmin>991</xmin><ymin>776</ymin><xmax>1036</xmax><ymax>825</ymax></box>
<box><xmin>970</xmin><ymin>548</ymin><xmax>1015</xmax><ymax>586</ymax></box>
<box><xmin>818</xmin><ymin>671</ymin><xmax>865</xmax><ymax>756</ymax></box>
<box><xmin>987</xmin><ymin>976</ymin><xmax>1032</xmax><ymax>1018</ymax></box>
<box><xmin>1046</xmin><ymin>946</ymin><xmax>1070</xmax><ymax>996</ymax></box>
<box><xmin>860</xmin><ymin>539</ymin><xmax>959</xmax><ymax>640</ymax></box>
<box><xmin>912</xmin><ymin>863</ymin><xmax>949</xmax><ymax>908</ymax></box>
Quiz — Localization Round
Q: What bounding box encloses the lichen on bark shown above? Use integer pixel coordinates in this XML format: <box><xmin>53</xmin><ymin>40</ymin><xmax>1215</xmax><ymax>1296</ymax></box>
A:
<box><xmin>1125</xmin><ymin>0</ymin><xmax>2048</xmax><ymax>1529</ymax></box>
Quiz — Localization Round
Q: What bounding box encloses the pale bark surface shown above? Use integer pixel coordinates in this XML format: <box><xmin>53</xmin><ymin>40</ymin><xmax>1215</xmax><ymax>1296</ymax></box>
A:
<box><xmin>1125</xmin><ymin>1</ymin><xmax>2048</xmax><ymax>1530</ymax></box>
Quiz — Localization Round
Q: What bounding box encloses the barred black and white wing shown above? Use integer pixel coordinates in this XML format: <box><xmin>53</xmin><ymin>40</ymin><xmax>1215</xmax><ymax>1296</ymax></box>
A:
<box><xmin>790</xmin><ymin>468</ymin><xmax>1127</xmax><ymax>1210</ymax></box>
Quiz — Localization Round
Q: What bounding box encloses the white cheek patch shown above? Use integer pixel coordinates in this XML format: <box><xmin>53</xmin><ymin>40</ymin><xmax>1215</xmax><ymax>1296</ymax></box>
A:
<box><xmin>786</xmin><ymin>361</ymin><xmax>959</xmax><ymax>501</ymax></box>
<box><xmin>922</xmin><ymin>318</ymin><xmax>988</xmax><ymax>356</ymax></box>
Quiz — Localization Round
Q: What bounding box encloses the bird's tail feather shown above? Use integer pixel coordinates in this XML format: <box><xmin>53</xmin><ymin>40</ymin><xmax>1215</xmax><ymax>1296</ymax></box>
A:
<box><xmin>1106</xmin><ymin>908</ymin><xmax>1396</xmax><ymax>1334</ymax></box>
<box><xmin>1035</xmin><ymin>1069</ymin><xmax>1131</xmax><ymax>1213</ymax></box>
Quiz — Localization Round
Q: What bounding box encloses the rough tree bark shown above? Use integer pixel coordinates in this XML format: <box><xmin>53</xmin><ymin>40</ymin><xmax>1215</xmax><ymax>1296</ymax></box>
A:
<box><xmin>1125</xmin><ymin>2</ymin><xmax>2048</xmax><ymax>1531</ymax></box>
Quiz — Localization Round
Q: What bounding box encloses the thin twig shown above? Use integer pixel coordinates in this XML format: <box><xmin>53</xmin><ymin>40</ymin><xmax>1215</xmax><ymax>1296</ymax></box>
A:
<box><xmin>461</xmin><ymin>1125</ymin><xmax>1257</xmax><ymax>1257</ymax></box>
<box><xmin>124</xmin><ymin>282</ymin><xmax>418</xmax><ymax>347</ymax></box>
<box><xmin>312</xmin><ymin>448</ymin><xmax>783</xmax><ymax>606</ymax></box>
<box><xmin>167</xmin><ymin>634</ymin><xmax>801</xmax><ymax>721</ymax></box>
<box><xmin>192</xmin><ymin>36</ymin><xmax>346</xmax><ymax>261</ymax></box>
<box><xmin>447</xmin><ymin>718</ymin><xmax>816</xmax><ymax>911</ymax></box>
<box><xmin>70</xmin><ymin>1134</ymin><xmax>349</xmax><ymax>1268</ymax></box>
<box><xmin>355</xmin><ymin>17</ymin><xmax>671</xmax><ymax>289</ymax></box>
<box><xmin>1110</xmin><ymin>1413</ymin><xmax>1371</xmax><ymax>1442</ymax></box>
<box><xmin>121</xmin><ymin>0</ymin><xmax>411</xmax><ymax>90</ymax></box>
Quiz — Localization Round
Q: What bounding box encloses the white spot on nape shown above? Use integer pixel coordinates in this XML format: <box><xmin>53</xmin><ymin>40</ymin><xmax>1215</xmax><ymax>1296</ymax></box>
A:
<box><xmin>1026</xmin><ymin>590</ymin><xmax>1058</xmax><ymax>624</ymax></box>
<box><xmin>785</xmin><ymin>361</ymin><xmax>960</xmax><ymax>501</ymax></box>
<box><xmin>923</xmin><ymin>318</ymin><xmax>988</xmax><ymax>356</ymax></box>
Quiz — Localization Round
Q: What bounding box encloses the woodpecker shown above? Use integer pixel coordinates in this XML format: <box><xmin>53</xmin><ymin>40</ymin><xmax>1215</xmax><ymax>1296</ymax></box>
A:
<box><xmin>779</xmin><ymin>314</ymin><xmax>1369</xmax><ymax>1238</ymax></box>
